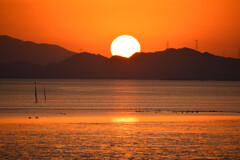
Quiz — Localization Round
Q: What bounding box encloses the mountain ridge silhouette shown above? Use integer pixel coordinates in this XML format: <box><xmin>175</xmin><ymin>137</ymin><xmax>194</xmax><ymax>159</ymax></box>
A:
<box><xmin>0</xmin><ymin>35</ymin><xmax>77</xmax><ymax>65</ymax></box>
<box><xmin>0</xmin><ymin>35</ymin><xmax>239</xmax><ymax>80</ymax></box>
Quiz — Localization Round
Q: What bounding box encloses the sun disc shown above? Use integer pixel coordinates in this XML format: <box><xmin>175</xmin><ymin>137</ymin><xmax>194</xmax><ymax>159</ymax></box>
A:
<box><xmin>111</xmin><ymin>35</ymin><xmax>141</xmax><ymax>58</ymax></box>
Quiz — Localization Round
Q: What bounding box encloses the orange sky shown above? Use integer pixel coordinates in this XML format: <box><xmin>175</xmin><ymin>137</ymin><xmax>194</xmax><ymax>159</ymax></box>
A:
<box><xmin>0</xmin><ymin>0</ymin><xmax>239</xmax><ymax>58</ymax></box>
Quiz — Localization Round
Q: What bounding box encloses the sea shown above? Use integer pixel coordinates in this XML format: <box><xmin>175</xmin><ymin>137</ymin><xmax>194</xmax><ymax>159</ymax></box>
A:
<box><xmin>0</xmin><ymin>79</ymin><xmax>239</xmax><ymax>159</ymax></box>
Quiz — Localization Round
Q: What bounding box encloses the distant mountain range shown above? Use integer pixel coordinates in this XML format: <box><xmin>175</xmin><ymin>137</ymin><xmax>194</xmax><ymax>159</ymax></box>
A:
<box><xmin>0</xmin><ymin>35</ymin><xmax>77</xmax><ymax>65</ymax></box>
<box><xmin>0</xmin><ymin>35</ymin><xmax>239</xmax><ymax>80</ymax></box>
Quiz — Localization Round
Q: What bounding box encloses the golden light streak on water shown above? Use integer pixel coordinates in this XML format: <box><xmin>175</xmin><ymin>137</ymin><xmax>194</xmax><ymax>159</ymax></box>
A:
<box><xmin>111</xmin><ymin>117</ymin><xmax>139</xmax><ymax>123</ymax></box>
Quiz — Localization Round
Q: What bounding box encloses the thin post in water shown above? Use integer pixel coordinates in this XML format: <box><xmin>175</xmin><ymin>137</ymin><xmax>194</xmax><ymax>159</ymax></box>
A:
<box><xmin>35</xmin><ymin>81</ymin><xmax>38</xmax><ymax>103</ymax></box>
<box><xmin>44</xmin><ymin>84</ymin><xmax>47</xmax><ymax>101</ymax></box>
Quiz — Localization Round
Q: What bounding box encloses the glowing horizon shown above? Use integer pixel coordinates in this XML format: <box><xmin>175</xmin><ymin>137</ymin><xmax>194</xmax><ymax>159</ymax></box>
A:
<box><xmin>0</xmin><ymin>0</ymin><xmax>239</xmax><ymax>58</ymax></box>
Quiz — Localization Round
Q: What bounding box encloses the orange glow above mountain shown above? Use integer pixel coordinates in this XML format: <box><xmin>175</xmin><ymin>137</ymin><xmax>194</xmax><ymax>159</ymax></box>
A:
<box><xmin>0</xmin><ymin>0</ymin><xmax>239</xmax><ymax>58</ymax></box>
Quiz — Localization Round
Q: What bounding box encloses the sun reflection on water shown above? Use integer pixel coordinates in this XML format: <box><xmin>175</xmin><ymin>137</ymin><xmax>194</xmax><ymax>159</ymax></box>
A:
<box><xmin>111</xmin><ymin>117</ymin><xmax>139</xmax><ymax>123</ymax></box>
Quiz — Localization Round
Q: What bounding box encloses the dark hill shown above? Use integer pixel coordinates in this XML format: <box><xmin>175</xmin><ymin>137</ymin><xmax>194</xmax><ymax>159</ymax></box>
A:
<box><xmin>0</xmin><ymin>61</ymin><xmax>41</xmax><ymax>78</ymax></box>
<box><xmin>127</xmin><ymin>48</ymin><xmax>240</xmax><ymax>80</ymax></box>
<box><xmin>45</xmin><ymin>52</ymin><xmax>109</xmax><ymax>78</ymax></box>
<box><xmin>0</xmin><ymin>39</ymin><xmax>239</xmax><ymax>80</ymax></box>
<box><xmin>0</xmin><ymin>35</ymin><xmax>77</xmax><ymax>65</ymax></box>
<box><xmin>43</xmin><ymin>48</ymin><xmax>240</xmax><ymax>80</ymax></box>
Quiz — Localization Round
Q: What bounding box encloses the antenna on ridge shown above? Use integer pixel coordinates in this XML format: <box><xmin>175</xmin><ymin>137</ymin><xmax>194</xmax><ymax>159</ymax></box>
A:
<box><xmin>166</xmin><ymin>42</ymin><xmax>169</xmax><ymax>49</ymax></box>
<box><xmin>238</xmin><ymin>48</ymin><xmax>240</xmax><ymax>59</ymax></box>
<box><xmin>195</xmin><ymin>40</ymin><xmax>198</xmax><ymax>51</ymax></box>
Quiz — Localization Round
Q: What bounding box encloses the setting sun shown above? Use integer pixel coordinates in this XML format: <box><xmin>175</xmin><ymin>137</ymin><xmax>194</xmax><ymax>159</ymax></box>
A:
<box><xmin>110</xmin><ymin>35</ymin><xmax>141</xmax><ymax>58</ymax></box>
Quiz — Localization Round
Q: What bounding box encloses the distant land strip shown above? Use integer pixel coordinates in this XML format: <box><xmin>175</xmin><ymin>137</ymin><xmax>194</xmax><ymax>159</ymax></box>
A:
<box><xmin>0</xmin><ymin>35</ymin><xmax>239</xmax><ymax>80</ymax></box>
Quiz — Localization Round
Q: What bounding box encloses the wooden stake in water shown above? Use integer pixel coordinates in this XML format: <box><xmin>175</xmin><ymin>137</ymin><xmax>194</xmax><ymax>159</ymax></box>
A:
<box><xmin>35</xmin><ymin>81</ymin><xmax>38</xmax><ymax>103</ymax></box>
<box><xmin>44</xmin><ymin>85</ymin><xmax>47</xmax><ymax>101</ymax></box>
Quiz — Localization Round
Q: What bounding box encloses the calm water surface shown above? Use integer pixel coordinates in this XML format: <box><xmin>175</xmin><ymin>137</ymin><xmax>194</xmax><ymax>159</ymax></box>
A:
<box><xmin>0</xmin><ymin>79</ymin><xmax>239</xmax><ymax>159</ymax></box>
